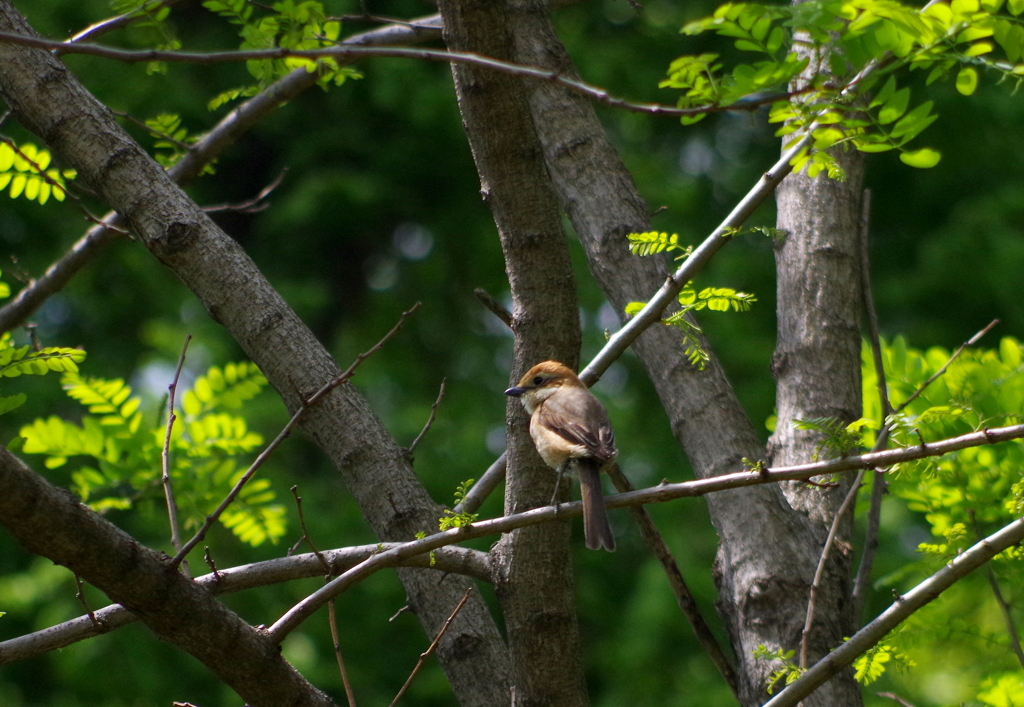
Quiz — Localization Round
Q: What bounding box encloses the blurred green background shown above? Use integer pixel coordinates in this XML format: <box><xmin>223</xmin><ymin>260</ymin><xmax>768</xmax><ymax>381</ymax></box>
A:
<box><xmin>1</xmin><ymin>0</ymin><xmax>1023</xmax><ymax>705</ymax></box>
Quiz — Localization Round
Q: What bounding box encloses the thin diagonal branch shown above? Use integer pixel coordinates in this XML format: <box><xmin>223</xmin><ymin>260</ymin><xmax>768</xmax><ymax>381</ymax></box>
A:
<box><xmin>854</xmin><ymin>187</ymin><xmax>891</xmax><ymax>618</ymax></box>
<box><xmin>388</xmin><ymin>588</ymin><xmax>472</xmax><ymax>707</ymax></box>
<box><xmin>893</xmin><ymin>318</ymin><xmax>999</xmax><ymax>414</ymax></box>
<box><xmin>66</xmin><ymin>0</ymin><xmax>182</xmax><ymax>45</ymax></box>
<box><xmin>965</xmin><ymin>504</ymin><xmax>1024</xmax><ymax>668</ymax></box>
<box><xmin>408</xmin><ymin>377</ymin><xmax>446</xmax><ymax>455</ymax></box>
<box><xmin>799</xmin><ymin>466</ymin><xmax>863</xmax><ymax>669</ymax></box>
<box><xmin>161</xmin><ymin>334</ymin><xmax>192</xmax><ymax>577</ymax></box>
<box><xmin>170</xmin><ymin>302</ymin><xmax>421</xmax><ymax>568</ymax></box>
<box><xmin>853</xmin><ymin>318</ymin><xmax>1000</xmax><ymax>614</ymax></box>
<box><xmin>763</xmin><ymin>515</ymin><xmax>1024</xmax><ymax>707</ymax></box>
<box><xmin>202</xmin><ymin>169</ymin><xmax>287</xmax><ymax>214</ymax></box>
<box><xmin>606</xmin><ymin>464</ymin><xmax>738</xmax><ymax>697</ymax></box>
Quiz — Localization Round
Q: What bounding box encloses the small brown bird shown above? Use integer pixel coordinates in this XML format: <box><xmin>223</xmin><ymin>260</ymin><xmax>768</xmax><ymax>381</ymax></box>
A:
<box><xmin>505</xmin><ymin>361</ymin><xmax>618</xmax><ymax>551</ymax></box>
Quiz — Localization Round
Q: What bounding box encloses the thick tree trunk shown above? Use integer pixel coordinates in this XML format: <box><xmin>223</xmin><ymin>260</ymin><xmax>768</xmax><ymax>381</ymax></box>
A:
<box><xmin>438</xmin><ymin>0</ymin><xmax>590</xmax><ymax>704</ymax></box>
<box><xmin>765</xmin><ymin>145</ymin><xmax>866</xmax><ymax>705</ymax></box>
<box><xmin>0</xmin><ymin>447</ymin><xmax>335</xmax><ymax>707</ymax></box>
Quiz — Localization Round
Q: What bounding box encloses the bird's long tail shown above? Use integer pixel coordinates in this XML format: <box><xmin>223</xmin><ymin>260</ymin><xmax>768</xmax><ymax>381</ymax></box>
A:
<box><xmin>577</xmin><ymin>458</ymin><xmax>615</xmax><ymax>552</ymax></box>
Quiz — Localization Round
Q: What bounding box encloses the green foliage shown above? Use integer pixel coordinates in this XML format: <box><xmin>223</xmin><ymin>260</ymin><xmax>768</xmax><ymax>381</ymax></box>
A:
<box><xmin>852</xmin><ymin>639</ymin><xmax>915</xmax><ymax>684</ymax></box>
<box><xmin>863</xmin><ymin>336</ymin><xmax>1024</xmax><ymax>548</ymax></box>
<box><xmin>202</xmin><ymin>0</ymin><xmax>361</xmax><ymax>109</ymax></box>
<box><xmin>743</xmin><ymin>457</ymin><xmax>767</xmax><ymax>473</ymax></box>
<box><xmin>752</xmin><ymin>645</ymin><xmax>804</xmax><ymax>693</ymax></box>
<box><xmin>852</xmin><ymin>337</ymin><xmax>1024</xmax><ymax>688</ymax></box>
<box><xmin>750</xmin><ymin>225</ymin><xmax>788</xmax><ymax>241</ymax></box>
<box><xmin>625</xmin><ymin>282</ymin><xmax>756</xmax><ymax>370</ymax></box>
<box><xmin>144</xmin><ymin>114</ymin><xmax>215</xmax><ymax>174</ymax></box>
<box><xmin>626</xmin><ymin>231</ymin><xmax>693</xmax><ymax>257</ymax></box>
<box><xmin>755</xmin><ymin>637</ymin><xmax>914</xmax><ymax>691</ymax></box>
<box><xmin>0</xmin><ymin>274</ymin><xmax>87</xmax><ymax>418</ymax></box>
<box><xmin>18</xmin><ymin>362</ymin><xmax>286</xmax><ymax>546</ymax></box>
<box><xmin>978</xmin><ymin>673</ymin><xmax>1024</xmax><ymax>706</ymax></box>
<box><xmin>439</xmin><ymin>479</ymin><xmax>478</xmax><ymax>530</ymax></box>
<box><xmin>664</xmin><ymin>0</ymin><xmax>1024</xmax><ymax>174</ymax></box>
<box><xmin>0</xmin><ymin>141</ymin><xmax>76</xmax><ymax>205</ymax></box>
<box><xmin>792</xmin><ymin>416</ymin><xmax>872</xmax><ymax>459</ymax></box>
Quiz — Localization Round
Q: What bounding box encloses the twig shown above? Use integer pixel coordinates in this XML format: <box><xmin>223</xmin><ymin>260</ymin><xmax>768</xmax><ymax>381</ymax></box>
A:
<box><xmin>170</xmin><ymin>302</ymin><xmax>421</xmax><ymax>568</ymax></box>
<box><xmin>606</xmin><ymin>464</ymin><xmax>738</xmax><ymax>698</ymax></box>
<box><xmin>65</xmin><ymin>0</ymin><xmax>182</xmax><ymax>45</ymax></box>
<box><xmin>799</xmin><ymin>467</ymin><xmax>863</xmax><ymax>668</ymax></box>
<box><xmin>894</xmin><ymin>318</ymin><xmax>999</xmax><ymax>414</ymax></box>
<box><xmin>388</xmin><ymin>588</ymin><xmax>472</xmax><ymax>707</ymax></box>
<box><xmin>289</xmin><ymin>485</ymin><xmax>331</xmax><ymax>572</ymax></box>
<box><xmin>203</xmin><ymin>547</ymin><xmax>220</xmax><ymax>581</ymax></box>
<box><xmin>329</xmin><ymin>600</ymin><xmax>358</xmax><ymax>707</ymax></box>
<box><xmin>265</xmin><ymin>422</ymin><xmax>1024</xmax><ymax>642</ymax></box>
<box><xmin>112</xmin><ymin>108</ymin><xmax>193</xmax><ymax>150</ymax></box>
<box><xmin>162</xmin><ymin>334</ymin><xmax>192</xmax><ymax>577</ymax></box>
<box><xmin>965</xmin><ymin>504</ymin><xmax>1024</xmax><ymax>669</ymax></box>
<box><xmin>763</xmin><ymin>515</ymin><xmax>1024</xmax><ymax>707</ymax></box>
<box><xmin>473</xmin><ymin>287</ymin><xmax>512</xmax><ymax>329</ymax></box>
<box><xmin>73</xmin><ymin>574</ymin><xmax>101</xmax><ymax>630</ymax></box>
<box><xmin>408</xmin><ymin>378</ymin><xmax>446</xmax><ymax>455</ymax></box>
<box><xmin>288</xmin><ymin>485</ymin><xmax>356</xmax><ymax>704</ymax></box>
<box><xmin>0</xmin><ymin>31</ymin><xmax>793</xmax><ymax>119</ymax></box>
<box><xmin>877</xmin><ymin>691</ymin><xmax>918</xmax><ymax>707</ymax></box>
<box><xmin>853</xmin><ymin>187</ymin><xmax>890</xmax><ymax>619</ymax></box>
<box><xmin>335</xmin><ymin>13</ymin><xmax>426</xmax><ymax>28</ymax></box>
<box><xmin>202</xmin><ymin>169</ymin><xmax>288</xmax><ymax>214</ymax></box>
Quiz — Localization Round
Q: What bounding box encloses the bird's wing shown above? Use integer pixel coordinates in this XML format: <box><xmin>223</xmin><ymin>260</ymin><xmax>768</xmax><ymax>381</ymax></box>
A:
<box><xmin>537</xmin><ymin>391</ymin><xmax>617</xmax><ymax>462</ymax></box>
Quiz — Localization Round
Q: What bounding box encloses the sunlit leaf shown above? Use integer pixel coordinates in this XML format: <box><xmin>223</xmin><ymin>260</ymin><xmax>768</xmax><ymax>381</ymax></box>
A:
<box><xmin>956</xmin><ymin>66</ymin><xmax>979</xmax><ymax>95</ymax></box>
<box><xmin>899</xmin><ymin>147</ymin><xmax>942</xmax><ymax>168</ymax></box>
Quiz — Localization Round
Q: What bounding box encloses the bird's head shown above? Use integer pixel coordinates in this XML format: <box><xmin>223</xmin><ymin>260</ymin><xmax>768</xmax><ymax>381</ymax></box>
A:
<box><xmin>504</xmin><ymin>360</ymin><xmax>582</xmax><ymax>414</ymax></box>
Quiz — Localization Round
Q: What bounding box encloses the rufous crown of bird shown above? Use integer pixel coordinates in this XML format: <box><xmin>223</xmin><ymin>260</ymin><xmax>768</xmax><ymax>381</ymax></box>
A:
<box><xmin>505</xmin><ymin>361</ymin><xmax>618</xmax><ymax>551</ymax></box>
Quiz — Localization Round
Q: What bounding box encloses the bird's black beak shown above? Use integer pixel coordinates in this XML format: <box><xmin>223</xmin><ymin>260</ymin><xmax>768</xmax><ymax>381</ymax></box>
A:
<box><xmin>504</xmin><ymin>386</ymin><xmax>524</xmax><ymax>397</ymax></box>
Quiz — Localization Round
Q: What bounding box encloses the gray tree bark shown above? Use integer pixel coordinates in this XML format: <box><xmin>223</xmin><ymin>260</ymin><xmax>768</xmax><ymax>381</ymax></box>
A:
<box><xmin>438</xmin><ymin>0</ymin><xmax>591</xmax><ymax>704</ymax></box>
<box><xmin>0</xmin><ymin>446</ymin><xmax>335</xmax><ymax>707</ymax></box>
<box><xmin>766</xmin><ymin>144</ymin><xmax>866</xmax><ymax>704</ymax></box>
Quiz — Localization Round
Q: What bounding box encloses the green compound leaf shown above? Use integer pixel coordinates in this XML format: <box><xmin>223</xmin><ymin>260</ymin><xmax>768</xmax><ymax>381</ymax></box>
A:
<box><xmin>878</xmin><ymin>86</ymin><xmax>911</xmax><ymax>124</ymax></box>
<box><xmin>0</xmin><ymin>141</ymin><xmax>75</xmax><ymax>204</ymax></box>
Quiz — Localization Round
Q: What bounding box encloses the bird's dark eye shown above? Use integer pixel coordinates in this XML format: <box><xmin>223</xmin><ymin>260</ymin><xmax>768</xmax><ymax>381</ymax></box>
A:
<box><xmin>533</xmin><ymin>376</ymin><xmax>544</xmax><ymax>386</ymax></box>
